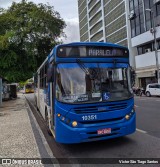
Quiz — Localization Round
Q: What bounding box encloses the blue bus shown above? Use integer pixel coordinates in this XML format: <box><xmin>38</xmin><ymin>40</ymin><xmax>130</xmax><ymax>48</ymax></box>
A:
<box><xmin>35</xmin><ymin>42</ymin><xmax>136</xmax><ymax>144</ymax></box>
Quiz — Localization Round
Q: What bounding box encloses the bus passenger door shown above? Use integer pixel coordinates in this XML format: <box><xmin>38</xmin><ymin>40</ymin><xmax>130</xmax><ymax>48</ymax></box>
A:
<box><xmin>47</xmin><ymin>63</ymin><xmax>55</xmax><ymax>134</ymax></box>
<box><xmin>37</xmin><ymin>72</ymin><xmax>40</xmax><ymax>110</ymax></box>
<box><xmin>49</xmin><ymin>82</ymin><xmax>55</xmax><ymax>127</ymax></box>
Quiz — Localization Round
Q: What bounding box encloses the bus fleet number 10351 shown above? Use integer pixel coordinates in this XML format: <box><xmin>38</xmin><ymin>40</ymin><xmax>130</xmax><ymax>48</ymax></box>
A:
<box><xmin>82</xmin><ymin>115</ymin><xmax>97</xmax><ymax>121</ymax></box>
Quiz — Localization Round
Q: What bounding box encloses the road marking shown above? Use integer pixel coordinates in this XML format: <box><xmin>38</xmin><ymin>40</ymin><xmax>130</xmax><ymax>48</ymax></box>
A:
<box><xmin>136</xmin><ymin>128</ymin><xmax>147</xmax><ymax>134</ymax></box>
<box><xmin>156</xmin><ymin>100</ymin><xmax>160</xmax><ymax>102</ymax></box>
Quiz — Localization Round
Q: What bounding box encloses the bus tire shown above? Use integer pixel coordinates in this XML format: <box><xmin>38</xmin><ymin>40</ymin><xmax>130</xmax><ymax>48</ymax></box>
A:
<box><xmin>45</xmin><ymin>110</ymin><xmax>53</xmax><ymax>136</ymax></box>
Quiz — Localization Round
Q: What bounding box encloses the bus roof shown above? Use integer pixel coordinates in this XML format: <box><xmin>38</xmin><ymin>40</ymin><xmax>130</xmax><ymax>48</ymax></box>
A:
<box><xmin>56</xmin><ymin>42</ymin><xmax>128</xmax><ymax>50</ymax></box>
<box><xmin>39</xmin><ymin>42</ymin><xmax>129</xmax><ymax>69</ymax></box>
<box><xmin>48</xmin><ymin>42</ymin><xmax>128</xmax><ymax>59</ymax></box>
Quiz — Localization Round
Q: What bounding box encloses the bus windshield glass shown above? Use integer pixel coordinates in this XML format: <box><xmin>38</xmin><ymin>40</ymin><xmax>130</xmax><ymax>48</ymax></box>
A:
<box><xmin>56</xmin><ymin>63</ymin><xmax>132</xmax><ymax>104</ymax></box>
<box><xmin>26</xmin><ymin>84</ymin><xmax>33</xmax><ymax>89</ymax></box>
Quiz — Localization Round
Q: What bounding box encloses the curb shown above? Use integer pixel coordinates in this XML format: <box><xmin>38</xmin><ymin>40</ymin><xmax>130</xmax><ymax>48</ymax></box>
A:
<box><xmin>24</xmin><ymin>95</ymin><xmax>60</xmax><ymax>167</ymax></box>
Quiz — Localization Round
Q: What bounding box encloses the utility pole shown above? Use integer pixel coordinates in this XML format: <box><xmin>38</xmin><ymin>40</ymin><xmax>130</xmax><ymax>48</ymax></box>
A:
<box><xmin>0</xmin><ymin>77</ymin><xmax>2</xmax><ymax>107</ymax></box>
<box><xmin>145</xmin><ymin>8</ymin><xmax>160</xmax><ymax>83</ymax></box>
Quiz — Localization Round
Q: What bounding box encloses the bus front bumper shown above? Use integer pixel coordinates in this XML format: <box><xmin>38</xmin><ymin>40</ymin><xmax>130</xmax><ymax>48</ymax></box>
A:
<box><xmin>55</xmin><ymin>113</ymin><xmax>136</xmax><ymax>144</ymax></box>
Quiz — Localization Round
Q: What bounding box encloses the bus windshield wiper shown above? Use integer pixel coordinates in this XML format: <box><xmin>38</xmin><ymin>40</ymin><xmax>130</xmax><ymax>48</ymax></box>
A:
<box><xmin>76</xmin><ymin>59</ymin><xmax>90</xmax><ymax>76</ymax></box>
<box><xmin>76</xmin><ymin>59</ymin><xmax>103</xmax><ymax>93</ymax></box>
<box><xmin>76</xmin><ymin>59</ymin><xmax>101</xmax><ymax>81</ymax></box>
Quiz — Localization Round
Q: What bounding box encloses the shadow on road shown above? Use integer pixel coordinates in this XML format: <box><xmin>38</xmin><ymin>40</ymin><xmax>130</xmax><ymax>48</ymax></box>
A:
<box><xmin>60</xmin><ymin>136</ymin><xmax>136</xmax><ymax>158</ymax></box>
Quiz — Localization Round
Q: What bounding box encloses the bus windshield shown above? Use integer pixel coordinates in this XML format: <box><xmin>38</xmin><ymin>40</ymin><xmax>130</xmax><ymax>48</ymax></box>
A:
<box><xmin>56</xmin><ymin>63</ymin><xmax>132</xmax><ymax>104</ymax></box>
<box><xmin>26</xmin><ymin>84</ymin><xmax>33</xmax><ymax>89</ymax></box>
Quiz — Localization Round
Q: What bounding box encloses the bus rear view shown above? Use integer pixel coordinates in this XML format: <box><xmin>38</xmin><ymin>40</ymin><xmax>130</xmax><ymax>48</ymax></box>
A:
<box><xmin>42</xmin><ymin>42</ymin><xmax>136</xmax><ymax>143</ymax></box>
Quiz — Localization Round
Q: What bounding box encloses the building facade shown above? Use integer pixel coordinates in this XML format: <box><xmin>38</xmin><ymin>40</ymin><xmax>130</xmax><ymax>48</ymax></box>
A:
<box><xmin>128</xmin><ymin>0</ymin><xmax>160</xmax><ymax>88</ymax></box>
<box><xmin>78</xmin><ymin>0</ymin><xmax>128</xmax><ymax>44</ymax></box>
<box><xmin>78</xmin><ymin>0</ymin><xmax>135</xmax><ymax>67</ymax></box>
<box><xmin>78</xmin><ymin>0</ymin><xmax>160</xmax><ymax>88</ymax></box>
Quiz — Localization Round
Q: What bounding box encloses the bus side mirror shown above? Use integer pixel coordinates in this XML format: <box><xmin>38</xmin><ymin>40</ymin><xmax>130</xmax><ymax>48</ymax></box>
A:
<box><xmin>47</xmin><ymin>65</ymin><xmax>54</xmax><ymax>82</ymax></box>
<box><xmin>131</xmin><ymin>68</ymin><xmax>136</xmax><ymax>87</ymax></box>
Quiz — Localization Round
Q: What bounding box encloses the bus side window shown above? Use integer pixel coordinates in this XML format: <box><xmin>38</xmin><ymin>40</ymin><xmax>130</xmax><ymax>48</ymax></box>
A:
<box><xmin>47</xmin><ymin>63</ymin><xmax>54</xmax><ymax>82</ymax></box>
<box><xmin>44</xmin><ymin>63</ymin><xmax>48</xmax><ymax>88</ymax></box>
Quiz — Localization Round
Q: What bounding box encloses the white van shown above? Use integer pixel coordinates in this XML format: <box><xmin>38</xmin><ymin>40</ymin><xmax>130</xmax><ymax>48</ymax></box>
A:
<box><xmin>146</xmin><ymin>83</ymin><xmax>160</xmax><ymax>97</ymax></box>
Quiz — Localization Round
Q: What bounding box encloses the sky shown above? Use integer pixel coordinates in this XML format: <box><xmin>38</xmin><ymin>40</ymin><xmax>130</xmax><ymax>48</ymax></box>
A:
<box><xmin>0</xmin><ymin>0</ymin><xmax>80</xmax><ymax>43</ymax></box>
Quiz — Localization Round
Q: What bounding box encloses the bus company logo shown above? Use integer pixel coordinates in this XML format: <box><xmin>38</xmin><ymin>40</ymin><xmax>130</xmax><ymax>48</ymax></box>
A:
<box><xmin>98</xmin><ymin>107</ymin><xmax>106</xmax><ymax>112</ymax></box>
<box><xmin>2</xmin><ymin>159</ymin><xmax>11</xmax><ymax>165</ymax></box>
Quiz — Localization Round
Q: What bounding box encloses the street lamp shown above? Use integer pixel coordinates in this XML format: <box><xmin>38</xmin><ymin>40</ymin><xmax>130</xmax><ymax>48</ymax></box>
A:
<box><xmin>145</xmin><ymin>8</ymin><xmax>160</xmax><ymax>83</ymax></box>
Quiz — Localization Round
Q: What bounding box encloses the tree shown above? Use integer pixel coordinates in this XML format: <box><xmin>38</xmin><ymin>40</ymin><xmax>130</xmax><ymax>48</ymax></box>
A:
<box><xmin>0</xmin><ymin>0</ymin><xmax>66</xmax><ymax>82</ymax></box>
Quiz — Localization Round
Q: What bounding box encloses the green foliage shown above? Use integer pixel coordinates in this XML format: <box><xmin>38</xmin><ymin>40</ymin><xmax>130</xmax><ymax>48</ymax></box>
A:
<box><xmin>19</xmin><ymin>78</ymin><xmax>33</xmax><ymax>87</ymax></box>
<box><xmin>0</xmin><ymin>0</ymin><xmax>66</xmax><ymax>82</ymax></box>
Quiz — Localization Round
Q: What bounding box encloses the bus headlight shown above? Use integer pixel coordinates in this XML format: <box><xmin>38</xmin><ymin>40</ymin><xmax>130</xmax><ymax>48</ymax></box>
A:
<box><xmin>72</xmin><ymin>121</ymin><xmax>78</xmax><ymax>127</ymax></box>
<box><xmin>125</xmin><ymin>109</ymin><xmax>135</xmax><ymax>120</ymax></box>
<box><xmin>57</xmin><ymin>113</ymin><xmax>61</xmax><ymax>117</ymax></box>
<box><xmin>125</xmin><ymin>115</ymin><xmax>130</xmax><ymax>120</ymax></box>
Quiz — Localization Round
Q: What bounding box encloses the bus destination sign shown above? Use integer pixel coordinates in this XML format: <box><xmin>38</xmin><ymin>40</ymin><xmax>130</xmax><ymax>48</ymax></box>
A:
<box><xmin>88</xmin><ymin>48</ymin><xmax>124</xmax><ymax>57</ymax></box>
<box><xmin>57</xmin><ymin>46</ymin><xmax>128</xmax><ymax>57</ymax></box>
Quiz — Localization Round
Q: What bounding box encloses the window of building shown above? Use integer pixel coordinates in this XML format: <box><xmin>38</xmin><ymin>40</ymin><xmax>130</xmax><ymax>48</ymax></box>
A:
<box><xmin>146</xmin><ymin>19</ymin><xmax>152</xmax><ymax>30</ymax></box>
<box><xmin>140</xmin><ymin>22</ymin><xmax>145</xmax><ymax>33</ymax></box>
<box><xmin>156</xmin><ymin>3</ymin><xmax>160</xmax><ymax>16</ymax></box>
<box><xmin>137</xmin><ymin>39</ymin><xmax>160</xmax><ymax>55</ymax></box>
<box><xmin>129</xmin><ymin>0</ymin><xmax>134</xmax><ymax>11</ymax></box>
<box><xmin>157</xmin><ymin>39</ymin><xmax>160</xmax><ymax>50</ymax></box>
<box><xmin>135</xmin><ymin>15</ymin><xmax>140</xmax><ymax>35</ymax></box>
<box><xmin>145</xmin><ymin>12</ymin><xmax>152</xmax><ymax>31</ymax></box>
<box><xmin>129</xmin><ymin>0</ymin><xmax>158</xmax><ymax>37</ymax></box>
<box><xmin>137</xmin><ymin>46</ymin><xmax>143</xmax><ymax>55</ymax></box>
<box><xmin>143</xmin><ymin>43</ymin><xmax>153</xmax><ymax>52</ymax></box>
<box><xmin>130</xmin><ymin>19</ymin><xmax>136</xmax><ymax>37</ymax></box>
<box><xmin>137</xmin><ymin>42</ymin><xmax>153</xmax><ymax>55</ymax></box>
<box><xmin>129</xmin><ymin>0</ymin><xmax>145</xmax><ymax>37</ymax></box>
<box><xmin>144</xmin><ymin>0</ymin><xmax>153</xmax><ymax>31</ymax></box>
<box><xmin>149</xmin><ymin>0</ymin><xmax>153</xmax><ymax>9</ymax></box>
<box><xmin>134</xmin><ymin>0</ymin><xmax>138</xmax><ymax>8</ymax></box>
<box><xmin>144</xmin><ymin>0</ymin><xmax>150</xmax><ymax>9</ymax></box>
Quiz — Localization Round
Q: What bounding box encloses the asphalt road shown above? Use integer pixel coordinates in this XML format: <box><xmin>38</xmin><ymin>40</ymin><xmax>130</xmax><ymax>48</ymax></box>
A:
<box><xmin>25</xmin><ymin>94</ymin><xmax>160</xmax><ymax>167</ymax></box>
<box><xmin>134</xmin><ymin>95</ymin><xmax>160</xmax><ymax>138</ymax></box>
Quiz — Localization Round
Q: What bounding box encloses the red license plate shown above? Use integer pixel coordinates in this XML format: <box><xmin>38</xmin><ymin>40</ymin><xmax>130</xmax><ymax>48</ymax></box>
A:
<box><xmin>97</xmin><ymin>128</ymin><xmax>111</xmax><ymax>135</ymax></box>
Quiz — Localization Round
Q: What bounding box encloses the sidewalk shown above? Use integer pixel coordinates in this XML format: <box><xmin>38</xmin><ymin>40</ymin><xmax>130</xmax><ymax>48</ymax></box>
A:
<box><xmin>0</xmin><ymin>94</ymin><xmax>45</xmax><ymax>166</ymax></box>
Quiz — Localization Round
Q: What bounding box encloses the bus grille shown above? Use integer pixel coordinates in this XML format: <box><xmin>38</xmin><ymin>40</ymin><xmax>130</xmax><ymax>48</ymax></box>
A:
<box><xmin>74</xmin><ymin>103</ymin><xmax>128</xmax><ymax>114</ymax></box>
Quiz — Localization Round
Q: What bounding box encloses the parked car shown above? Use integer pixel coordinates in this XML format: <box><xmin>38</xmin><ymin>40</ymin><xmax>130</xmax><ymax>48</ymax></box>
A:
<box><xmin>145</xmin><ymin>83</ymin><xmax>160</xmax><ymax>97</ymax></box>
